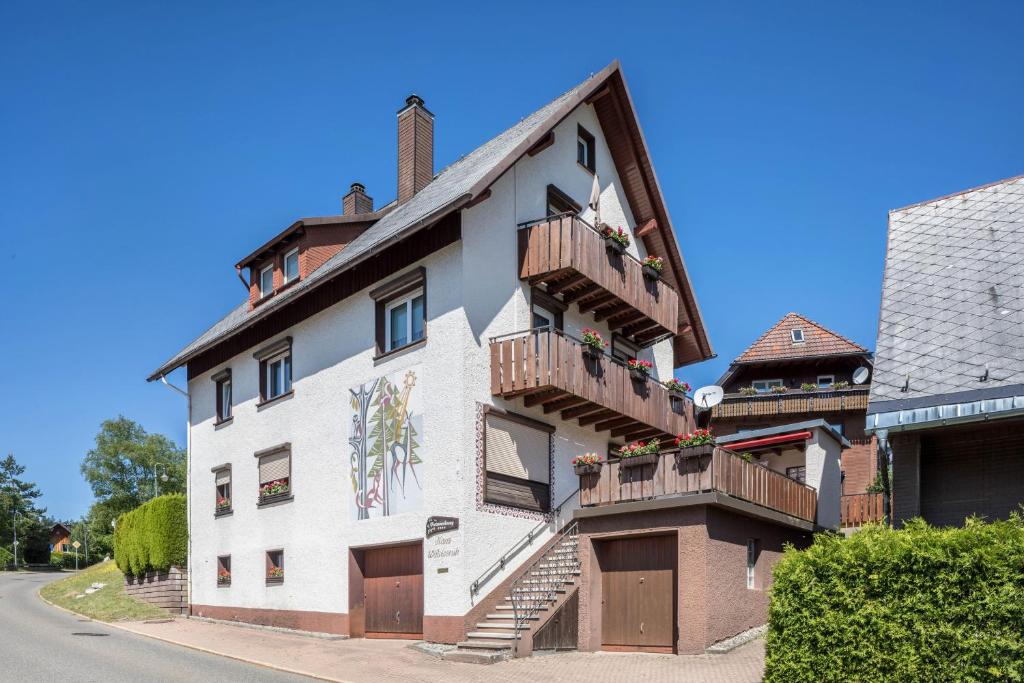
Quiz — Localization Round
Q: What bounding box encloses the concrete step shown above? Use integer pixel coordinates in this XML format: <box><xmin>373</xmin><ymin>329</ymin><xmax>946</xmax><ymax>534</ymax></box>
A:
<box><xmin>494</xmin><ymin>604</ymin><xmax>547</xmax><ymax>612</ymax></box>
<box><xmin>466</xmin><ymin>631</ymin><xmax>516</xmax><ymax>640</ymax></box>
<box><xmin>476</xmin><ymin>621</ymin><xmax>526</xmax><ymax>630</ymax></box>
<box><xmin>485</xmin><ymin>613</ymin><xmax>538</xmax><ymax>620</ymax></box>
<box><xmin>456</xmin><ymin>639</ymin><xmax>515</xmax><ymax>650</ymax></box>
<box><xmin>442</xmin><ymin>649</ymin><xmax>507</xmax><ymax>665</ymax></box>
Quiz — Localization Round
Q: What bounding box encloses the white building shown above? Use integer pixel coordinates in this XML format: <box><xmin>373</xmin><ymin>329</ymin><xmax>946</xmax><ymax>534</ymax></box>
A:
<box><xmin>150</xmin><ymin>61</ymin><xmax>836</xmax><ymax>657</ymax></box>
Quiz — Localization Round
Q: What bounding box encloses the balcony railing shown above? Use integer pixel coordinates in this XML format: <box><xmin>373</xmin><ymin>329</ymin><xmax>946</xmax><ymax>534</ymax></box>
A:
<box><xmin>712</xmin><ymin>387</ymin><xmax>870</xmax><ymax>419</ymax></box>
<box><xmin>490</xmin><ymin>328</ymin><xmax>694</xmax><ymax>442</ymax></box>
<box><xmin>517</xmin><ymin>214</ymin><xmax>679</xmax><ymax>343</ymax></box>
<box><xmin>578</xmin><ymin>446</ymin><xmax>818</xmax><ymax>523</ymax></box>
<box><xmin>840</xmin><ymin>492</ymin><xmax>885</xmax><ymax>528</ymax></box>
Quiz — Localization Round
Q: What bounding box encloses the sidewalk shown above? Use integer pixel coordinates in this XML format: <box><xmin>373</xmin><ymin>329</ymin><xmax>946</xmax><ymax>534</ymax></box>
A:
<box><xmin>116</xmin><ymin>618</ymin><xmax>765</xmax><ymax>683</ymax></box>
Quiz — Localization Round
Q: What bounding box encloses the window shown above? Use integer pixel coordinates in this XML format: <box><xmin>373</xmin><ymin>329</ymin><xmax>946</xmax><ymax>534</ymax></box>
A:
<box><xmin>283</xmin><ymin>248</ymin><xmax>299</xmax><ymax>284</ymax></box>
<box><xmin>386</xmin><ymin>290</ymin><xmax>425</xmax><ymax>352</ymax></box>
<box><xmin>746</xmin><ymin>539</ymin><xmax>758</xmax><ymax>590</ymax></box>
<box><xmin>786</xmin><ymin>465</ymin><xmax>807</xmax><ymax>484</ymax></box>
<box><xmin>531</xmin><ymin>288</ymin><xmax>565</xmax><ymax>332</ymax></box>
<box><xmin>484</xmin><ymin>409</ymin><xmax>553</xmax><ymax>512</ymax></box>
<box><xmin>791</xmin><ymin>329</ymin><xmax>805</xmax><ymax>343</ymax></box>
<box><xmin>214</xmin><ymin>467</ymin><xmax>232</xmax><ymax>515</ymax></box>
<box><xmin>254</xmin><ymin>338</ymin><xmax>293</xmax><ymax>403</ymax></box>
<box><xmin>611</xmin><ymin>335</ymin><xmax>641</xmax><ymax>364</ymax></box>
<box><xmin>546</xmin><ymin>184</ymin><xmax>581</xmax><ymax>218</ymax></box>
<box><xmin>61</xmin><ymin>543</ymin><xmax>69</xmax><ymax>553</ymax></box>
<box><xmin>212</xmin><ymin>369</ymin><xmax>232</xmax><ymax>423</ymax></box>
<box><xmin>217</xmin><ymin>556</ymin><xmax>231</xmax><ymax>586</ymax></box>
<box><xmin>751</xmin><ymin>379</ymin><xmax>784</xmax><ymax>393</ymax></box>
<box><xmin>256</xmin><ymin>443</ymin><xmax>292</xmax><ymax>505</ymax></box>
<box><xmin>259</xmin><ymin>264</ymin><xmax>274</xmax><ymax>298</ymax></box>
<box><xmin>817</xmin><ymin>375</ymin><xmax>835</xmax><ymax>388</ymax></box>
<box><xmin>266</xmin><ymin>549</ymin><xmax>284</xmax><ymax>585</ymax></box>
<box><xmin>576</xmin><ymin>125</ymin><xmax>596</xmax><ymax>173</ymax></box>
<box><xmin>370</xmin><ymin>268</ymin><xmax>427</xmax><ymax>358</ymax></box>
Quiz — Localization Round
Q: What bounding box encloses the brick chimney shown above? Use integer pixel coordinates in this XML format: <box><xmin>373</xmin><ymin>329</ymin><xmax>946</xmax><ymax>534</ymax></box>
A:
<box><xmin>342</xmin><ymin>182</ymin><xmax>374</xmax><ymax>215</ymax></box>
<box><xmin>397</xmin><ymin>94</ymin><xmax>433</xmax><ymax>203</ymax></box>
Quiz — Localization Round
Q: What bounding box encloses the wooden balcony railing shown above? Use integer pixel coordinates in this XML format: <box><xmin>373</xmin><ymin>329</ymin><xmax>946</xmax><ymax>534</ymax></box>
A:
<box><xmin>517</xmin><ymin>215</ymin><xmax>679</xmax><ymax>344</ymax></box>
<box><xmin>579</xmin><ymin>446</ymin><xmax>818</xmax><ymax>523</ymax></box>
<box><xmin>840</xmin><ymin>493</ymin><xmax>885</xmax><ymax>528</ymax></box>
<box><xmin>490</xmin><ymin>329</ymin><xmax>694</xmax><ymax>442</ymax></box>
<box><xmin>712</xmin><ymin>387</ymin><xmax>870</xmax><ymax>419</ymax></box>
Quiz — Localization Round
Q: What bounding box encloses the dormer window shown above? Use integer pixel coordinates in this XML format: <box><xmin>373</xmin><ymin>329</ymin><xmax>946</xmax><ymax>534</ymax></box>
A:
<box><xmin>791</xmin><ymin>329</ymin><xmax>805</xmax><ymax>343</ymax></box>
<box><xmin>283</xmin><ymin>248</ymin><xmax>299</xmax><ymax>284</ymax></box>
<box><xmin>259</xmin><ymin>264</ymin><xmax>274</xmax><ymax>298</ymax></box>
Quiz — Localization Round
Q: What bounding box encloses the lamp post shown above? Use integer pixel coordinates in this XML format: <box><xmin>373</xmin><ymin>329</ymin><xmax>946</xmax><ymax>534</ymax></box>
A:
<box><xmin>12</xmin><ymin>509</ymin><xmax>19</xmax><ymax>569</ymax></box>
<box><xmin>153</xmin><ymin>462</ymin><xmax>169</xmax><ymax>498</ymax></box>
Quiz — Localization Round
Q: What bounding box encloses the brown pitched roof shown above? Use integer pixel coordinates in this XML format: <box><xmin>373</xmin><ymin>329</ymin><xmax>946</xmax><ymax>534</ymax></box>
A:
<box><xmin>734</xmin><ymin>312</ymin><xmax>868</xmax><ymax>364</ymax></box>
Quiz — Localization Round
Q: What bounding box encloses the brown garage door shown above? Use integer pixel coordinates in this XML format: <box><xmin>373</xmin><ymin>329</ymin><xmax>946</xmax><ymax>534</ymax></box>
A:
<box><xmin>920</xmin><ymin>421</ymin><xmax>1024</xmax><ymax>526</ymax></box>
<box><xmin>364</xmin><ymin>543</ymin><xmax>423</xmax><ymax>638</ymax></box>
<box><xmin>597</xmin><ymin>535</ymin><xmax>676</xmax><ymax>653</ymax></box>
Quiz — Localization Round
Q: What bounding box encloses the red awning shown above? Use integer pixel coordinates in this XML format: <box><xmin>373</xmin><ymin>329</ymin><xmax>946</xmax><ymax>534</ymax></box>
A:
<box><xmin>724</xmin><ymin>430</ymin><xmax>812</xmax><ymax>451</ymax></box>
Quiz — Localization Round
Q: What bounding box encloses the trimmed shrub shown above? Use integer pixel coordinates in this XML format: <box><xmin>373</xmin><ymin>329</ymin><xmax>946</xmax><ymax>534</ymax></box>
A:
<box><xmin>113</xmin><ymin>494</ymin><xmax>187</xmax><ymax>577</ymax></box>
<box><xmin>765</xmin><ymin>516</ymin><xmax>1024</xmax><ymax>682</ymax></box>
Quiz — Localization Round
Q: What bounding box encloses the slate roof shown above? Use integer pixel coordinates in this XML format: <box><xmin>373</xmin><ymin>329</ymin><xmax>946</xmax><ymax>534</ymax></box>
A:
<box><xmin>869</xmin><ymin>174</ymin><xmax>1024</xmax><ymax>409</ymax></box>
<box><xmin>734</xmin><ymin>312</ymin><xmax>868</xmax><ymax>364</ymax></box>
<box><xmin>148</xmin><ymin>71</ymin><xmax>602</xmax><ymax>380</ymax></box>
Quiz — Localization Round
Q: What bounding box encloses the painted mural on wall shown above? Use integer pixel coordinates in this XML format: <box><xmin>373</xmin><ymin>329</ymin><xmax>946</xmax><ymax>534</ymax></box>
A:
<box><xmin>349</xmin><ymin>368</ymin><xmax>424</xmax><ymax>520</ymax></box>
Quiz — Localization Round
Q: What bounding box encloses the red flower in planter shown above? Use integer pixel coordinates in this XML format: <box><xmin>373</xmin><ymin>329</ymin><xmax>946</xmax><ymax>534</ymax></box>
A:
<box><xmin>675</xmin><ymin>428</ymin><xmax>715</xmax><ymax>448</ymax></box>
<box><xmin>603</xmin><ymin>226</ymin><xmax>631</xmax><ymax>247</ymax></box>
<box><xmin>571</xmin><ymin>453</ymin><xmax>602</xmax><ymax>466</ymax></box>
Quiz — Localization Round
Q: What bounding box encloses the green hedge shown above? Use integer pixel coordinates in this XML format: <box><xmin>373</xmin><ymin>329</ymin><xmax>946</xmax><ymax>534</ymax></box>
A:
<box><xmin>765</xmin><ymin>516</ymin><xmax>1024</xmax><ymax>682</ymax></box>
<box><xmin>0</xmin><ymin>546</ymin><xmax>12</xmax><ymax>569</ymax></box>
<box><xmin>113</xmin><ymin>494</ymin><xmax>187</xmax><ymax>577</ymax></box>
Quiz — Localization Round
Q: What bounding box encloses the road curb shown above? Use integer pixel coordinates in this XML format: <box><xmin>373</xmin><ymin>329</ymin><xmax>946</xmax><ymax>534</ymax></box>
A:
<box><xmin>36</xmin><ymin>581</ymin><xmax>350</xmax><ymax>683</ymax></box>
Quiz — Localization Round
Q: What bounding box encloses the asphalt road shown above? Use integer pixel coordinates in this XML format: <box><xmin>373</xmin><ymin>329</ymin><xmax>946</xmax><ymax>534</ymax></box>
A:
<box><xmin>0</xmin><ymin>571</ymin><xmax>313</xmax><ymax>682</ymax></box>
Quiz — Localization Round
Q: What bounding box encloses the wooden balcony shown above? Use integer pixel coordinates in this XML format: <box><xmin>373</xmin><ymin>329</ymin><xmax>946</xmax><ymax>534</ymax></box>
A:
<box><xmin>518</xmin><ymin>215</ymin><xmax>679</xmax><ymax>344</ymax></box>
<box><xmin>840</xmin><ymin>493</ymin><xmax>885</xmax><ymax>528</ymax></box>
<box><xmin>578</xmin><ymin>446</ymin><xmax>818</xmax><ymax>523</ymax></box>
<box><xmin>490</xmin><ymin>329</ymin><xmax>694</xmax><ymax>443</ymax></box>
<box><xmin>712</xmin><ymin>387</ymin><xmax>870</xmax><ymax>420</ymax></box>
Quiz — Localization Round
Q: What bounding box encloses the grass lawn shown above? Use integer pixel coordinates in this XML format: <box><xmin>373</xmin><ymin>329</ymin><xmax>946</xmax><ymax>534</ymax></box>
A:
<box><xmin>39</xmin><ymin>560</ymin><xmax>168</xmax><ymax>622</ymax></box>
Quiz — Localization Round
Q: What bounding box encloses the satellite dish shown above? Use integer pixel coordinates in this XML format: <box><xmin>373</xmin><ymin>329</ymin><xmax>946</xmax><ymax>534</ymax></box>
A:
<box><xmin>693</xmin><ymin>385</ymin><xmax>724</xmax><ymax>409</ymax></box>
<box><xmin>852</xmin><ymin>366</ymin><xmax>870</xmax><ymax>385</ymax></box>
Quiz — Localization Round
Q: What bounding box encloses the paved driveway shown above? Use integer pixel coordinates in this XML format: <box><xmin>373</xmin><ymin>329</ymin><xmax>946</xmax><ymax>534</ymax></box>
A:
<box><xmin>0</xmin><ymin>571</ymin><xmax>309</xmax><ymax>682</ymax></box>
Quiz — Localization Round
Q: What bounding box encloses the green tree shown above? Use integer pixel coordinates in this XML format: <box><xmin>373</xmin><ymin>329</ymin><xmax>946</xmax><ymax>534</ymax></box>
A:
<box><xmin>0</xmin><ymin>453</ymin><xmax>51</xmax><ymax>565</ymax></box>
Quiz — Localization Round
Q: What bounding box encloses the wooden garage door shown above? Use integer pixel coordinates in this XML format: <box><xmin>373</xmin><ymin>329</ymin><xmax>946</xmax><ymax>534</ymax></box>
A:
<box><xmin>920</xmin><ymin>423</ymin><xmax>1023</xmax><ymax>527</ymax></box>
<box><xmin>364</xmin><ymin>544</ymin><xmax>423</xmax><ymax>637</ymax></box>
<box><xmin>598</xmin><ymin>536</ymin><xmax>676</xmax><ymax>653</ymax></box>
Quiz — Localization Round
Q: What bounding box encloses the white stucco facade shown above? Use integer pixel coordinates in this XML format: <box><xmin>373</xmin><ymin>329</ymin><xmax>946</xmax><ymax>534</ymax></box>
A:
<box><xmin>187</xmin><ymin>103</ymin><xmax>680</xmax><ymax>626</ymax></box>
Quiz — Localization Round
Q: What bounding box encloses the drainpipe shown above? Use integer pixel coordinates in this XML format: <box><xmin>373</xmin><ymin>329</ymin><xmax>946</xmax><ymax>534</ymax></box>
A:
<box><xmin>158</xmin><ymin>374</ymin><xmax>191</xmax><ymax>614</ymax></box>
<box><xmin>875</xmin><ymin>430</ymin><xmax>892</xmax><ymax>526</ymax></box>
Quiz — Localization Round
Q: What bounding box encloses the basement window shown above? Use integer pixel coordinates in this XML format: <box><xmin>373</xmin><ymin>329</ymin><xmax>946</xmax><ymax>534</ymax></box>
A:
<box><xmin>484</xmin><ymin>409</ymin><xmax>552</xmax><ymax>513</ymax></box>
<box><xmin>577</xmin><ymin>125</ymin><xmax>596</xmax><ymax>174</ymax></box>
<box><xmin>266</xmin><ymin>549</ymin><xmax>284</xmax><ymax>585</ymax></box>
<box><xmin>283</xmin><ymin>248</ymin><xmax>299</xmax><ymax>284</ymax></box>
<box><xmin>791</xmin><ymin>329</ymin><xmax>805</xmax><ymax>343</ymax></box>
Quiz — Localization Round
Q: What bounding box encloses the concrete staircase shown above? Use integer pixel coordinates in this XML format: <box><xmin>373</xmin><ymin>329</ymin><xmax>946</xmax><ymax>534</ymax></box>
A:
<box><xmin>446</xmin><ymin>533</ymin><xmax>580</xmax><ymax>664</ymax></box>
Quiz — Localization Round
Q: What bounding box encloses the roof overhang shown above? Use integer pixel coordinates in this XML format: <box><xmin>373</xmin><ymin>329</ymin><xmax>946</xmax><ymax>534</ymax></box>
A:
<box><xmin>717</xmin><ymin>419</ymin><xmax>850</xmax><ymax>450</ymax></box>
<box><xmin>866</xmin><ymin>383</ymin><xmax>1024</xmax><ymax>434</ymax></box>
<box><xmin>716</xmin><ymin>352</ymin><xmax>872</xmax><ymax>386</ymax></box>
<box><xmin>234</xmin><ymin>210</ymin><xmax>390</xmax><ymax>270</ymax></box>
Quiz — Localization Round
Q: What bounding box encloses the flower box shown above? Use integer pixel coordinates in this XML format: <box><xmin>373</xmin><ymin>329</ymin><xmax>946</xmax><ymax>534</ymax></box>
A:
<box><xmin>675</xmin><ymin>444</ymin><xmax>715</xmax><ymax>460</ymax></box>
<box><xmin>582</xmin><ymin>344</ymin><xmax>603</xmax><ymax>360</ymax></box>
<box><xmin>605</xmin><ymin>236</ymin><xmax>627</xmax><ymax>255</ymax></box>
<box><xmin>618</xmin><ymin>452</ymin><xmax>660</xmax><ymax>468</ymax></box>
<box><xmin>258</xmin><ymin>490</ymin><xmax>291</xmax><ymax>505</ymax></box>
<box><xmin>217</xmin><ymin>576</ymin><xmax>231</xmax><ymax>586</ymax></box>
<box><xmin>629</xmin><ymin>367</ymin><xmax>648</xmax><ymax>382</ymax></box>
<box><xmin>642</xmin><ymin>264</ymin><xmax>661</xmax><ymax>281</ymax></box>
<box><xmin>266</xmin><ymin>576</ymin><xmax>284</xmax><ymax>585</ymax></box>
<box><xmin>574</xmin><ymin>462</ymin><xmax>602</xmax><ymax>476</ymax></box>
<box><xmin>627</xmin><ymin>358</ymin><xmax>653</xmax><ymax>382</ymax></box>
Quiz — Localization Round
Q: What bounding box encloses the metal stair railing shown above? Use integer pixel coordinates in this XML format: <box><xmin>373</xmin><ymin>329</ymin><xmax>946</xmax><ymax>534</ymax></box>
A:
<box><xmin>509</xmin><ymin>521</ymin><xmax>579</xmax><ymax>655</ymax></box>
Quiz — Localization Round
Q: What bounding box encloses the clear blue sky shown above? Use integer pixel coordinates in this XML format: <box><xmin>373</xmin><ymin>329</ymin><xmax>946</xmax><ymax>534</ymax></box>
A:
<box><xmin>3</xmin><ymin>2</ymin><xmax>1022</xmax><ymax>520</ymax></box>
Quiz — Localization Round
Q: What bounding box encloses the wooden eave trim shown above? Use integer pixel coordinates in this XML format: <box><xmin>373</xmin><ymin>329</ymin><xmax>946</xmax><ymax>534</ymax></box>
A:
<box><xmin>527</xmin><ymin>130</ymin><xmax>555</xmax><ymax>157</ymax></box>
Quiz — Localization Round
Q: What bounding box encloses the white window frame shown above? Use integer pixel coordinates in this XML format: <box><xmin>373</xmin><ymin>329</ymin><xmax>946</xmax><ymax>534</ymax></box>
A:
<box><xmin>283</xmin><ymin>248</ymin><xmax>299</xmax><ymax>284</ymax></box>
<box><xmin>751</xmin><ymin>379</ymin><xmax>784</xmax><ymax>393</ymax></box>
<box><xmin>532</xmin><ymin>305</ymin><xmax>556</xmax><ymax>331</ymax></box>
<box><xmin>577</xmin><ymin>134</ymin><xmax>590</xmax><ymax>169</ymax></box>
<box><xmin>265</xmin><ymin>351</ymin><xmax>292</xmax><ymax>400</ymax></box>
<box><xmin>746</xmin><ymin>539</ymin><xmax>757</xmax><ymax>590</ymax></box>
<box><xmin>791</xmin><ymin>328</ymin><xmax>805</xmax><ymax>343</ymax></box>
<box><xmin>384</xmin><ymin>288</ymin><xmax>425</xmax><ymax>352</ymax></box>
<box><xmin>219</xmin><ymin>378</ymin><xmax>232</xmax><ymax>420</ymax></box>
<box><xmin>259</xmin><ymin>264</ymin><xmax>274</xmax><ymax>298</ymax></box>
<box><xmin>817</xmin><ymin>374</ymin><xmax>835</xmax><ymax>388</ymax></box>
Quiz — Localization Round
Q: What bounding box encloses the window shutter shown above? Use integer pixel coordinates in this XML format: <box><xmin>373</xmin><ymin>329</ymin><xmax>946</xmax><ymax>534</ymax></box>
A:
<box><xmin>485</xmin><ymin>414</ymin><xmax>550</xmax><ymax>484</ymax></box>
<box><xmin>259</xmin><ymin>452</ymin><xmax>290</xmax><ymax>483</ymax></box>
<box><xmin>215</xmin><ymin>469</ymin><xmax>231</xmax><ymax>486</ymax></box>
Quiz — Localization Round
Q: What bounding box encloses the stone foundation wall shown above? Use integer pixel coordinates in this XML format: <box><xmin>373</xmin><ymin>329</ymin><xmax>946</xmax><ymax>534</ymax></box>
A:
<box><xmin>124</xmin><ymin>566</ymin><xmax>188</xmax><ymax>614</ymax></box>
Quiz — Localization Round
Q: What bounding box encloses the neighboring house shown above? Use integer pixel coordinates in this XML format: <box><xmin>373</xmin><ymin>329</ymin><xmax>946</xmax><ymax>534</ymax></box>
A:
<box><xmin>148</xmin><ymin>61</ymin><xmax>840</xmax><ymax>657</ymax></box>
<box><xmin>711</xmin><ymin>313</ymin><xmax>877</xmax><ymax>498</ymax></box>
<box><xmin>49</xmin><ymin>523</ymin><xmax>71</xmax><ymax>553</ymax></box>
<box><xmin>867</xmin><ymin>174</ymin><xmax>1024</xmax><ymax>528</ymax></box>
